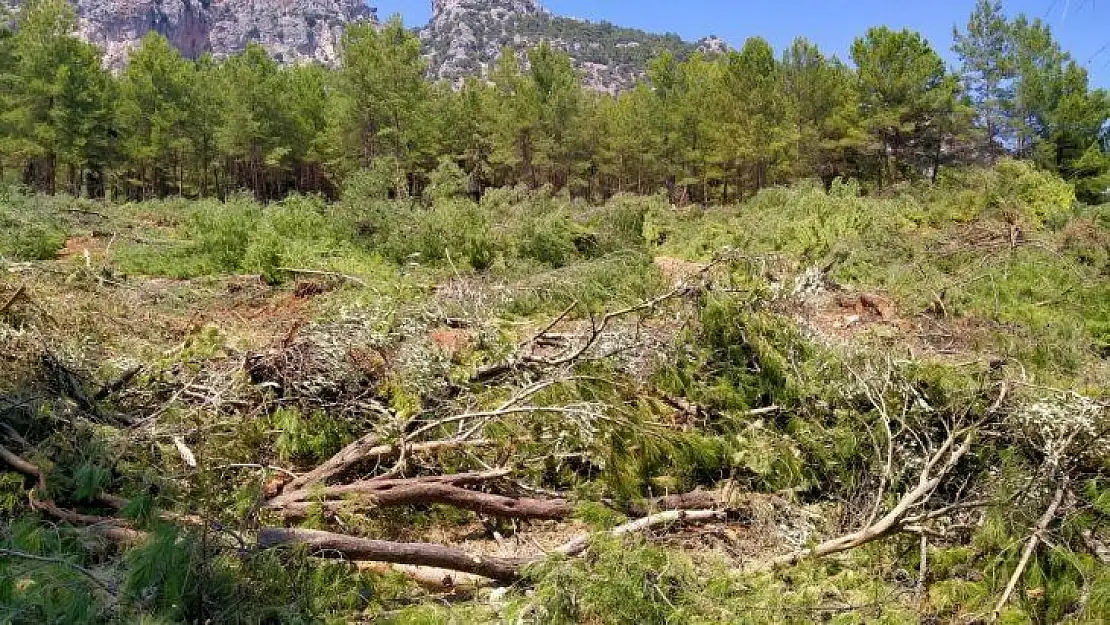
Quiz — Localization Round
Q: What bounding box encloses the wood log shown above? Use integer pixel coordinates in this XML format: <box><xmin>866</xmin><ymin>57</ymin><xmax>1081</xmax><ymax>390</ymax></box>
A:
<box><xmin>624</xmin><ymin>490</ymin><xmax>725</xmax><ymax>517</ymax></box>
<box><xmin>259</xmin><ymin>508</ymin><xmax>729</xmax><ymax>584</ymax></box>
<box><xmin>272</xmin><ymin>478</ymin><xmax>568</xmax><ymax>520</ymax></box>
<box><xmin>278</xmin><ymin>431</ymin><xmax>385</xmax><ymax>495</ymax></box>
<box><xmin>258</xmin><ymin>528</ymin><xmax>529</xmax><ymax>582</ymax></box>
<box><xmin>271</xmin><ymin>469</ymin><xmax>511</xmax><ymax>507</ymax></box>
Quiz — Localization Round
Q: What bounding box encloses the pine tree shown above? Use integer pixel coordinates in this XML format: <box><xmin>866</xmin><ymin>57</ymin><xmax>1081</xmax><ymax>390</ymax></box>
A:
<box><xmin>954</xmin><ymin>0</ymin><xmax>1013</xmax><ymax>161</ymax></box>
<box><xmin>782</xmin><ymin>38</ymin><xmax>866</xmax><ymax>183</ymax></box>
<box><xmin>525</xmin><ymin>42</ymin><xmax>584</xmax><ymax>190</ymax></box>
<box><xmin>851</xmin><ymin>27</ymin><xmax>959</xmax><ymax>184</ymax></box>
<box><xmin>0</xmin><ymin>8</ymin><xmax>20</xmax><ymax>182</ymax></box>
<box><xmin>9</xmin><ymin>0</ymin><xmax>83</xmax><ymax>193</ymax></box>
<box><xmin>50</xmin><ymin>40</ymin><xmax>114</xmax><ymax>197</ymax></box>
<box><xmin>713</xmin><ymin>38</ymin><xmax>796</xmax><ymax>200</ymax></box>
<box><xmin>333</xmin><ymin>17</ymin><xmax>430</xmax><ymax>183</ymax></box>
<box><xmin>116</xmin><ymin>33</ymin><xmax>197</xmax><ymax>197</ymax></box>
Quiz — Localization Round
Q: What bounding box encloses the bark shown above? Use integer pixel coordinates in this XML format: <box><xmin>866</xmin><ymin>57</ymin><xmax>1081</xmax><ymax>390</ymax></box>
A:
<box><xmin>271</xmin><ymin>473</ymin><xmax>568</xmax><ymax>521</ymax></box>
<box><xmin>624</xmin><ymin>490</ymin><xmax>725</xmax><ymax>518</ymax></box>
<box><xmin>260</xmin><ymin>508</ymin><xmax>730</xmax><ymax>584</ymax></box>
<box><xmin>258</xmin><ymin>528</ymin><xmax>529</xmax><ymax>582</ymax></box>
<box><xmin>278</xmin><ymin>431</ymin><xmax>385</xmax><ymax>495</ymax></box>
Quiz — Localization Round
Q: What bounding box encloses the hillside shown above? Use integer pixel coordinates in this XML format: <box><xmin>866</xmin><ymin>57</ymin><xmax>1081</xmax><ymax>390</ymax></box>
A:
<box><xmin>1</xmin><ymin>165</ymin><xmax>1108</xmax><ymax>622</ymax></box>
<box><xmin>420</xmin><ymin>0</ymin><xmax>724</xmax><ymax>91</ymax></box>
<box><xmin>8</xmin><ymin>0</ymin><xmax>377</xmax><ymax>68</ymax></box>
<box><xmin>12</xmin><ymin>0</ymin><xmax>722</xmax><ymax>90</ymax></box>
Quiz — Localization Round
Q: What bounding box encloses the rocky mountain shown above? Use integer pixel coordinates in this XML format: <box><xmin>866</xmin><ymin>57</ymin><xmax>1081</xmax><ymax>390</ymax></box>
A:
<box><xmin>420</xmin><ymin>0</ymin><xmax>725</xmax><ymax>92</ymax></box>
<box><xmin>14</xmin><ymin>0</ymin><xmax>723</xmax><ymax>91</ymax></box>
<box><xmin>17</xmin><ymin>0</ymin><xmax>377</xmax><ymax>69</ymax></box>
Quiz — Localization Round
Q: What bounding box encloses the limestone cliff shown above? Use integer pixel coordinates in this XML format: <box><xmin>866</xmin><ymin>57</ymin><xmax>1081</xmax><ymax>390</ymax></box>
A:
<box><xmin>67</xmin><ymin>0</ymin><xmax>376</xmax><ymax>68</ymax></box>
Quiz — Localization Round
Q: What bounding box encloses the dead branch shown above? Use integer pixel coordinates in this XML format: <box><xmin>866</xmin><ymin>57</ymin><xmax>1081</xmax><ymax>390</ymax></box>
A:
<box><xmin>269</xmin><ymin>470</ymin><xmax>577</xmax><ymax>521</ymax></box>
<box><xmin>554</xmin><ymin>509</ymin><xmax>729</xmax><ymax>557</ymax></box>
<box><xmin>0</xmin><ymin>284</ymin><xmax>26</xmax><ymax>315</ymax></box>
<box><xmin>0</xmin><ymin>442</ymin><xmax>46</xmax><ymax>491</ymax></box>
<box><xmin>276</xmin><ymin>267</ymin><xmax>367</xmax><ymax>287</ymax></box>
<box><xmin>94</xmin><ymin>365</ymin><xmax>143</xmax><ymax>401</ymax></box>
<box><xmin>274</xmin><ymin>482</ymin><xmax>571</xmax><ymax>520</ymax></box>
<box><xmin>0</xmin><ymin>422</ymin><xmax>32</xmax><ymax>449</ymax></box>
<box><xmin>259</xmin><ymin>508</ymin><xmax>730</xmax><ymax>583</ymax></box>
<box><xmin>278</xmin><ymin>431</ymin><xmax>385</xmax><ymax>495</ymax></box>
<box><xmin>41</xmin><ymin>350</ymin><xmax>103</xmax><ymax>419</ymax></box>
<box><xmin>257</xmin><ymin>528</ymin><xmax>529</xmax><ymax>582</ymax></box>
<box><xmin>990</xmin><ymin>480</ymin><xmax>1068</xmax><ymax>622</ymax></box>
<box><xmin>0</xmin><ymin>548</ymin><xmax>117</xmax><ymax>596</ymax></box>
<box><xmin>471</xmin><ymin>262</ymin><xmax>717</xmax><ymax>383</ymax></box>
<box><xmin>358</xmin><ymin>562</ymin><xmax>489</xmax><ymax>591</ymax></box>
<box><xmin>624</xmin><ymin>490</ymin><xmax>728</xmax><ymax>517</ymax></box>
<box><xmin>1</xmin><ymin>443</ymin><xmax>143</xmax><ymax>540</ymax></box>
<box><xmin>752</xmin><ymin>423</ymin><xmax>977</xmax><ymax>572</ymax></box>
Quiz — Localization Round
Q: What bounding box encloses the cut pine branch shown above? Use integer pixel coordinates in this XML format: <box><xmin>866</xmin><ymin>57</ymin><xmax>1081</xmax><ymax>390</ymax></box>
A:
<box><xmin>259</xmin><ymin>507</ymin><xmax>729</xmax><ymax>583</ymax></box>
<box><xmin>258</xmin><ymin>528</ymin><xmax>529</xmax><ymax>582</ymax></box>
<box><xmin>750</xmin><ymin>424</ymin><xmax>978</xmax><ymax>573</ymax></box>
<box><xmin>990</xmin><ymin>480</ymin><xmax>1068</xmax><ymax>622</ymax></box>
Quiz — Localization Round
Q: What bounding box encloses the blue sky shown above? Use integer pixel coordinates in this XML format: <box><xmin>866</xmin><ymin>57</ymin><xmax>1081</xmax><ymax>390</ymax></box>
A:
<box><xmin>373</xmin><ymin>0</ymin><xmax>1110</xmax><ymax>88</ymax></box>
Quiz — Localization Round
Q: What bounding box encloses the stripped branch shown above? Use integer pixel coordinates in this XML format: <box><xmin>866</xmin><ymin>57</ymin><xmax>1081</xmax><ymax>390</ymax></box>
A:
<box><xmin>470</xmin><ymin>261</ymin><xmax>719</xmax><ymax>383</ymax></box>
<box><xmin>990</xmin><ymin>480</ymin><xmax>1068</xmax><ymax>622</ymax></box>
<box><xmin>257</xmin><ymin>528</ymin><xmax>529</xmax><ymax>582</ymax></box>
<box><xmin>259</xmin><ymin>508</ymin><xmax>729</xmax><ymax>583</ymax></box>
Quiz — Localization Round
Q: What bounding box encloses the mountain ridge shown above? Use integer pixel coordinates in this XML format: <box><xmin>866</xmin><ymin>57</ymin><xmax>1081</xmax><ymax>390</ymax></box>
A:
<box><xmin>419</xmin><ymin>0</ymin><xmax>727</xmax><ymax>92</ymax></box>
<box><xmin>14</xmin><ymin>0</ymin><xmax>724</xmax><ymax>90</ymax></box>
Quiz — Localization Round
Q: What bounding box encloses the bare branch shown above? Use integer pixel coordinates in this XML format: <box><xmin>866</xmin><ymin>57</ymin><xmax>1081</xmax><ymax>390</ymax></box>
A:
<box><xmin>257</xmin><ymin>528</ymin><xmax>529</xmax><ymax>582</ymax></box>
<box><xmin>990</xmin><ymin>480</ymin><xmax>1068</xmax><ymax>622</ymax></box>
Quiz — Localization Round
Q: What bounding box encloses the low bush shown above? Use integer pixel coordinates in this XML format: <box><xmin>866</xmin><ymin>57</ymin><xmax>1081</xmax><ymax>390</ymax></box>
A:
<box><xmin>0</xmin><ymin>189</ymin><xmax>67</xmax><ymax>260</ymax></box>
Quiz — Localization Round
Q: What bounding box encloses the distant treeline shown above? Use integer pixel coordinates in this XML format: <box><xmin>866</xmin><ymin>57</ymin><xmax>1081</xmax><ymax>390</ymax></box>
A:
<box><xmin>0</xmin><ymin>0</ymin><xmax>1107</xmax><ymax>203</ymax></box>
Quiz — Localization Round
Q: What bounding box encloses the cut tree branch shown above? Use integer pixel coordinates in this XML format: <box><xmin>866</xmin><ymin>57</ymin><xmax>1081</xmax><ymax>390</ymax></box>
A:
<box><xmin>990</xmin><ymin>480</ymin><xmax>1068</xmax><ymax>622</ymax></box>
<box><xmin>257</xmin><ymin>528</ymin><xmax>529</xmax><ymax>582</ymax></box>
<box><xmin>259</xmin><ymin>508</ymin><xmax>730</xmax><ymax>583</ymax></box>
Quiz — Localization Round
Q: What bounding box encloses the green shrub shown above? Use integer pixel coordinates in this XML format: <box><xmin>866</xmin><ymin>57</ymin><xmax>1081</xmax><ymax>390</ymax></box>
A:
<box><xmin>0</xmin><ymin>189</ymin><xmax>67</xmax><ymax>260</ymax></box>
<box><xmin>343</xmin><ymin>158</ymin><xmax>410</xmax><ymax>202</ymax></box>
<box><xmin>424</xmin><ymin>157</ymin><xmax>469</xmax><ymax>202</ymax></box>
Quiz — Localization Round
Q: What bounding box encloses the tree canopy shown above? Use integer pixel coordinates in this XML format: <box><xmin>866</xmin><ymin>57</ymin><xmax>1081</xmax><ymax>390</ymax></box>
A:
<box><xmin>0</xmin><ymin>0</ymin><xmax>1105</xmax><ymax>203</ymax></box>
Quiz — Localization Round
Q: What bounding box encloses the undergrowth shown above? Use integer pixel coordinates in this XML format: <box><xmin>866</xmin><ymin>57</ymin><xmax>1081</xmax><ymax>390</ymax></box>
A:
<box><xmin>1</xmin><ymin>163</ymin><xmax>1107</xmax><ymax>623</ymax></box>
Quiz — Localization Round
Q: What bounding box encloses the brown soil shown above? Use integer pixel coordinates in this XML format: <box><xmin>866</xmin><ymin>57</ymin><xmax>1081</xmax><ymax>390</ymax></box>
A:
<box><xmin>654</xmin><ymin>256</ymin><xmax>708</xmax><ymax>283</ymax></box>
<box><xmin>56</xmin><ymin>236</ymin><xmax>109</xmax><ymax>260</ymax></box>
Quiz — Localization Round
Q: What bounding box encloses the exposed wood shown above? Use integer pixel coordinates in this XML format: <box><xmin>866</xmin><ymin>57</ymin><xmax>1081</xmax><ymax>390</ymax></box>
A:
<box><xmin>272</xmin><ymin>469</ymin><xmax>511</xmax><ymax>507</ymax></box>
<box><xmin>271</xmin><ymin>471</ymin><xmax>567</xmax><ymax>520</ymax></box>
<box><xmin>624</xmin><ymin>490</ymin><xmax>726</xmax><ymax>517</ymax></box>
<box><xmin>555</xmin><ymin>509</ymin><xmax>728</xmax><ymax>557</ymax></box>
<box><xmin>276</xmin><ymin>267</ymin><xmax>368</xmax><ymax>287</ymax></box>
<box><xmin>257</xmin><ymin>528</ymin><xmax>529</xmax><ymax>582</ymax></box>
<box><xmin>278</xmin><ymin>431</ymin><xmax>385</xmax><ymax>495</ymax></box>
<box><xmin>260</xmin><ymin>508</ymin><xmax>730</xmax><ymax>583</ymax></box>
<box><xmin>0</xmin><ymin>442</ymin><xmax>47</xmax><ymax>490</ymax></box>
<box><xmin>276</xmin><ymin>482</ymin><xmax>569</xmax><ymax>520</ymax></box>
<box><xmin>359</xmin><ymin>562</ymin><xmax>489</xmax><ymax>590</ymax></box>
<box><xmin>753</xmin><ymin>426</ymin><xmax>977</xmax><ymax>572</ymax></box>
